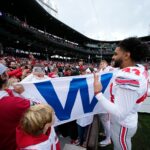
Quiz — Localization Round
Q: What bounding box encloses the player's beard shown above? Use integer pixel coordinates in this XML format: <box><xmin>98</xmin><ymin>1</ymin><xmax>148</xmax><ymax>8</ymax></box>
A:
<box><xmin>113</xmin><ymin>58</ymin><xmax>123</xmax><ymax>68</ymax></box>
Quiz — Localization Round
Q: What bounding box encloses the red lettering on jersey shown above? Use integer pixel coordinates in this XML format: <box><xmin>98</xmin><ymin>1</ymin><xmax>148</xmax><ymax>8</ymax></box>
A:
<box><xmin>122</xmin><ymin>68</ymin><xmax>140</xmax><ymax>76</ymax></box>
<box><xmin>122</xmin><ymin>68</ymin><xmax>130</xmax><ymax>73</ymax></box>
<box><xmin>110</xmin><ymin>83</ymin><xmax>114</xmax><ymax>103</ymax></box>
<box><xmin>132</xmin><ymin>69</ymin><xmax>140</xmax><ymax>76</ymax></box>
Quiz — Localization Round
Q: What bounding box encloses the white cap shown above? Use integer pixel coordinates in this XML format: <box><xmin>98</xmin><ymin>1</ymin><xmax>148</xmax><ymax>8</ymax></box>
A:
<box><xmin>0</xmin><ymin>63</ymin><xmax>7</xmax><ymax>75</ymax></box>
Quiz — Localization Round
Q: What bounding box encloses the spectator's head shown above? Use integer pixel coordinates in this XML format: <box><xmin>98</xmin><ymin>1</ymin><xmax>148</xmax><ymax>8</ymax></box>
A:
<box><xmin>0</xmin><ymin>63</ymin><xmax>8</xmax><ymax>89</ymax></box>
<box><xmin>10</xmin><ymin>61</ymin><xmax>17</xmax><ymax>69</ymax></box>
<box><xmin>20</xmin><ymin>104</ymin><xmax>55</xmax><ymax>136</ymax></box>
<box><xmin>80</xmin><ymin>67</ymin><xmax>91</xmax><ymax>75</ymax></box>
<box><xmin>86</xmin><ymin>68</ymin><xmax>92</xmax><ymax>74</ymax></box>
<box><xmin>64</xmin><ymin>68</ymin><xmax>72</xmax><ymax>76</ymax></box>
<box><xmin>32</xmin><ymin>64</ymin><xmax>45</xmax><ymax>78</ymax></box>
<box><xmin>79</xmin><ymin>59</ymin><xmax>84</xmax><ymax>66</ymax></box>
<box><xmin>99</xmin><ymin>60</ymin><xmax>108</xmax><ymax>70</ymax></box>
<box><xmin>0</xmin><ymin>59</ymin><xmax>7</xmax><ymax>66</ymax></box>
<box><xmin>112</xmin><ymin>37</ymin><xmax>150</xmax><ymax>68</ymax></box>
<box><xmin>79</xmin><ymin>67</ymin><xmax>86</xmax><ymax>75</ymax></box>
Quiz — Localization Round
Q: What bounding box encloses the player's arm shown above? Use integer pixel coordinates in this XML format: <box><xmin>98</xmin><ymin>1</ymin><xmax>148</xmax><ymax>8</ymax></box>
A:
<box><xmin>94</xmin><ymin>72</ymin><xmax>139</xmax><ymax>120</ymax></box>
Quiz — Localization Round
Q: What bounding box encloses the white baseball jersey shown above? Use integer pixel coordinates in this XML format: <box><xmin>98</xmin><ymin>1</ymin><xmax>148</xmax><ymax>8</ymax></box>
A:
<box><xmin>96</xmin><ymin>65</ymin><xmax>148</xmax><ymax>128</ymax></box>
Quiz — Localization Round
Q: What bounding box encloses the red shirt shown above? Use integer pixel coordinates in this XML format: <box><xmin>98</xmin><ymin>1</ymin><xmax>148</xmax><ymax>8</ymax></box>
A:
<box><xmin>7</xmin><ymin>68</ymin><xmax>22</xmax><ymax>78</ymax></box>
<box><xmin>16</xmin><ymin>126</ymin><xmax>60</xmax><ymax>150</ymax></box>
<box><xmin>0</xmin><ymin>96</ymin><xmax>30</xmax><ymax>150</ymax></box>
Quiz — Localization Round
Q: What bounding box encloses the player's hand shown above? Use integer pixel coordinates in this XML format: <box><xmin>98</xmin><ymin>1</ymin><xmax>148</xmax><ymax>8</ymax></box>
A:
<box><xmin>94</xmin><ymin>73</ymin><xmax>102</xmax><ymax>94</ymax></box>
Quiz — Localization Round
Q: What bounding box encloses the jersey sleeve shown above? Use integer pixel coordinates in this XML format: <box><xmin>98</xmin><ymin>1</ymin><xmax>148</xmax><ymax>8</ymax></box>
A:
<box><xmin>95</xmin><ymin>88</ymin><xmax>139</xmax><ymax>121</ymax></box>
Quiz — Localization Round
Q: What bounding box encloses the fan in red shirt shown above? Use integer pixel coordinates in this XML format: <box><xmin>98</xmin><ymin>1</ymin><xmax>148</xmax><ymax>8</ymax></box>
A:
<box><xmin>0</xmin><ymin>63</ymin><xmax>31</xmax><ymax>150</ymax></box>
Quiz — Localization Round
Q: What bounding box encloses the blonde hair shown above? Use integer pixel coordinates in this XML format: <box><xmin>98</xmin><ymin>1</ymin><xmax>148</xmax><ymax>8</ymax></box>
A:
<box><xmin>20</xmin><ymin>104</ymin><xmax>54</xmax><ymax>136</ymax></box>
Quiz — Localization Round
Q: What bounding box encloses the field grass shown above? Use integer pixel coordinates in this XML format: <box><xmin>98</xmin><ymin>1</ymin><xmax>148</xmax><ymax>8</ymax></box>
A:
<box><xmin>99</xmin><ymin>113</ymin><xmax>150</xmax><ymax>150</ymax></box>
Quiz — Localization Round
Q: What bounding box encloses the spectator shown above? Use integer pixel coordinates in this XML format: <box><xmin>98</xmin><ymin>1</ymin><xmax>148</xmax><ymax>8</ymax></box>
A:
<box><xmin>63</xmin><ymin>67</ymin><xmax>72</xmax><ymax>76</ymax></box>
<box><xmin>21</xmin><ymin>64</ymin><xmax>50</xmax><ymax>83</ymax></box>
<box><xmin>0</xmin><ymin>63</ymin><xmax>33</xmax><ymax>150</ymax></box>
<box><xmin>76</xmin><ymin>68</ymin><xmax>93</xmax><ymax>147</ymax></box>
<box><xmin>48</xmin><ymin>67</ymin><xmax>59</xmax><ymax>78</ymax></box>
<box><xmin>16</xmin><ymin>104</ymin><xmax>60</xmax><ymax>150</ymax></box>
<box><xmin>98</xmin><ymin>60</ymin><xmax>113</xmax><ymax>72</ymax></box>
<box><xmin>78</xmin><ymin>59</ymin><xmax>84</xmax><ymax>71</ymax></box>
<box><xmin>98</xmin><ymin>60</ymin><xmax>112</xmax><ymax>147</ymax></box>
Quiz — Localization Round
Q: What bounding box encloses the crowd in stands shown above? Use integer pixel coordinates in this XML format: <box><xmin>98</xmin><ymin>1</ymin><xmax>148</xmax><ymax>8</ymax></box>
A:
<box><xmin>1</xmin><ymin>12</ymin><xmax>96</xmax><ymax>54</ymax></box>
<box><xmin>0</xmin><ymin>55</ymin><xmax>99</xmax><ymax>81</ymax></box>
<box><xmin>1</xmin><ymin>12</ymin><xmax>118</xmax><ymax>55</ymax></box>
<box><xmin>0</xmin><ymin>54</ymin><xmax>149</xmax><ymax>90</ymax></box>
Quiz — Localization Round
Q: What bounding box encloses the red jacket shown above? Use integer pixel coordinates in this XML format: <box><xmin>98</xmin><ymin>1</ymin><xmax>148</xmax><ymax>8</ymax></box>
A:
<box><xmin>8</xmin><ymin>68</ymin><xmax>22</xmax><ymax>78</ymax></box>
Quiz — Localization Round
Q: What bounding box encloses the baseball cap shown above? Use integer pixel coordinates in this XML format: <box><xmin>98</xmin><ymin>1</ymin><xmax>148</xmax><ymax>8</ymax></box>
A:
<box><xmin>0</xmin><ymin>63</ymin><xmax>7</xmax><ymax>75</ymax></box>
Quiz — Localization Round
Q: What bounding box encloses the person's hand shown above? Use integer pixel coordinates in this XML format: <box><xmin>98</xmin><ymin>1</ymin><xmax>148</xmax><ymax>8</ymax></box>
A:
<box><xmin>22</xmin><ymin>69</ymin><xmax>28</xmax><ymax>76</ymax></box>
<box><xmin>94</xmin><ymin>73</ymin><xmax>102</xmax><ymax>95</ymax></box>
<box><xmin>13</xmin><ymin>84</ymin><xmax>24</xmax><ymax>94</ymax></box>
<box><xmin>7</xmin><ymin>78</ymin><xmax>18</xmax><ymax>87</ymax></box>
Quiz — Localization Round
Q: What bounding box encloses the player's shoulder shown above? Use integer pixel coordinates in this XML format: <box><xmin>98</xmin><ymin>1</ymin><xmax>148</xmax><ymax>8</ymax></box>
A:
<box><xmin>117</xmin><ymin>65</ymin><xmax>145</xmax><ymax>79</ymax></box>
<box><xmin>115</xmin><ymin>65</ymin><xmax>146</xmax><ymax>90</ymax></box>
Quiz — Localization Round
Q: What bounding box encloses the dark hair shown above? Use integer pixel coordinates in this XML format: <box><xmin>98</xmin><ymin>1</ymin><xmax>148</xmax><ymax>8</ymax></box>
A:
<box><xmin>0</xmin><ymin>76</ymin><xmax>7</xmax><ymax>89</ymax></box>
<box><xmin>118</xmin><ymin>37</ymin><xmax>149</xmax><ymax>62</ymax></box>
<box><xmin>0</xmin><ymin>78</ymin><xmax>3</xmax><ymax>89</ymax></box>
